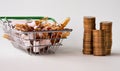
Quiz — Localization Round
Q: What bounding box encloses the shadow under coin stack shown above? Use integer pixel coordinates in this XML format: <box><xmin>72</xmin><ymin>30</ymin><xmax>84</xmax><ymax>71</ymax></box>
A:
<box><xmin>83</xmin><ymin>16</ymin><xmax>96</xmax><ymax>54</ymax></box>
<box><xmin>100</xmin><ymin>21</ymin><xmax>112</xmax><ymax>55</ymax></box>
<box><xmin>93</xmin><ymin>30</ymin><xmax>106</xmax><ymax>56</ymax></box>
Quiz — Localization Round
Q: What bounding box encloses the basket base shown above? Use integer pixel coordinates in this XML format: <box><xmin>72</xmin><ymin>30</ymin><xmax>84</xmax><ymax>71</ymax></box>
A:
<box><xmin>27</xmin><ymin>47</ymin><xmax>55</xmax><ymax>55</ymax></box>
<box><xmin>11</xmin><ymin>42</ymin><xmax>60</xmax><ymax>55</ymax></box>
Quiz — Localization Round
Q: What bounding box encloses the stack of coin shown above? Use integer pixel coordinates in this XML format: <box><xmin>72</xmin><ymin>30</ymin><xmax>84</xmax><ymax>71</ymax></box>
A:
<box><xmin>100</xmin><ymin>21</ymin><xmax>112</xmax><ymax>55</ymax></box>
<box><xmin>83</xmin><ymin>16</ymin><xmax>96</xmax><ymax>54</ymax></box>
<box><xmin>93</xmin><ymin>30</ymin><xmax>106</xmax><ymax>56</ymax></box>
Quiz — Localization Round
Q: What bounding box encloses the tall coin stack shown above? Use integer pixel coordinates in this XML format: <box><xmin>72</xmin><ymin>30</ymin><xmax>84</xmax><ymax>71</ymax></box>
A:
<box><xmin>83</xmin><ymin>16</ymin><xmax>96</xmax><ymax>54</ymax></box>
<box><xmin>93</xmin><ymin>30</ymin><xmax>106</xmax><ymax>56</ymax></box>
<box><xmin>100</xmin><ymin>21</ymin><xmax>112</xmax><ymax>55</ymax></box>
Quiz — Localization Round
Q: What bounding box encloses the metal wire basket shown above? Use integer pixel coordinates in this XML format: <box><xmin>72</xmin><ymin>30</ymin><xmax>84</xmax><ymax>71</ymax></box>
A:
<box><xmin>0</xmin><ymin>16</ymin><xmax>72</xmax><ymax>55</ymax></box>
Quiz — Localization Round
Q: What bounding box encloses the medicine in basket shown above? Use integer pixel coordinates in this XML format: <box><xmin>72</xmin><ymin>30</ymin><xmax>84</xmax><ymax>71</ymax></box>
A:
<box><xmin>33</xmin><ymin>41</ymin><xmax>40</xmax><ymax>53</ymax></box>
<box><xmin>40</xmin><ymin>40</ymin><xmax>51</xmax><ymax>46</ymax></box>
<box><xmin>23</xmin><ymin>40</ymin><xmax>32</xmax><ymax>48</ymax></box>
<box><xmin>27</xmin><ymin>20</ymin><xmax>36</xmax><ymax>27</ymax></box>
<box><xmin>21</xmin><ymin>34</ymin><xmax>29</xmax><ymax>39</ymax></box>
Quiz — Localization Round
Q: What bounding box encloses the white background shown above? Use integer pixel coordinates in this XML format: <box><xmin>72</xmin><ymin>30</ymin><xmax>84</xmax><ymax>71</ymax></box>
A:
<box><xmin>0</xmin><ymin>0</ymin><xmax>120</xmax><ymax>71</ymax></box>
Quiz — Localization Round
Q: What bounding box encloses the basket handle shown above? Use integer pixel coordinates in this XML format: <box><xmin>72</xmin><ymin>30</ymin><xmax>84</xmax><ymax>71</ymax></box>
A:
<box><xmin>0</xmin><ymin>16</ymin><xmax>56</xmax><ymax>23</ymax></box>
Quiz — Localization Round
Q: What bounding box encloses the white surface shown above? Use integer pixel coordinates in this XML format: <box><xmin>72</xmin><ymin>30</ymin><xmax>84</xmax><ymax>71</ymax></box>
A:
<box><xmin>0</xmin><ymin>0</ymin><xmax>120</xmax><ymax>71</ymax></box>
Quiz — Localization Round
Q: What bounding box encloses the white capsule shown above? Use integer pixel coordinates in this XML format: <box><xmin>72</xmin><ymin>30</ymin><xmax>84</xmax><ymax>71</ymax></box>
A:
<box><xmin>45</xmin><ymin>39</ymin><xmax>51</xmax><ymax>45</ymax></box>
<box><xmin>39</xmin><ymin>39</ymin><xmax>51</xmax><ymax>47</ymax></box>
<box><xmin>33</xmin><ymin>41</ymin><xmax>40</xmax><ymax>53</ymax></box>
<box><xmin>27</xmin><ymin>21</ymin><xmax>36</xmax><ymax>27</ymax></box>
<box><xmin>33</xmin><ymin>41</ymin><xmax>40</xmax><ymax>46</ymax></box>
<box><xmin>22</xmin><ymin>40</ymin><xmax>32</xmax><ymax>49</ymax></box>
<box><xmin>21</xmin><ymin>34</ymin><xmax>29</xmax><ymax>39</ymax></box>
<box><xmin>29</xmin><ymin>33</ymin><xmax>34</xmax><ymax>39</ymax></box>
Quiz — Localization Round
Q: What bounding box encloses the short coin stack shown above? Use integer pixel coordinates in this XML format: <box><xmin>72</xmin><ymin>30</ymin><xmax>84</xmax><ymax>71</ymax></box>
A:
<box><xmin>93</xmin><ymin>30</ymin><xmax>106</xmax><ymax>56</ymax></box>
<box><xmin>83</xmin><ymin>16</ymin><xmax>96</xmax><ymax>54</ymax></box>
<box><xmin>100</xmin><ymin>21</ymin><xmax>112</xmax><ymax>55</ymax></box>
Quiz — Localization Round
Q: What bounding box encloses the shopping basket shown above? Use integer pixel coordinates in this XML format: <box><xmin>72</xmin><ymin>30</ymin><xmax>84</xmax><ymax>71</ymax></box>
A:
<box><xmin>0</xmin><ymin>16</ymin><xmax>72</xmax><ymax>55</ymax></box>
